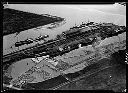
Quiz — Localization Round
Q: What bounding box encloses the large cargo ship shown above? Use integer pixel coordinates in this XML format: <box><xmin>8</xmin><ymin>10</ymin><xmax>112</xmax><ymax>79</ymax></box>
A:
<box><xmin>3</xmin><ymin>21</ymin><xmax>126</xmax><ymax>90</ymax></box>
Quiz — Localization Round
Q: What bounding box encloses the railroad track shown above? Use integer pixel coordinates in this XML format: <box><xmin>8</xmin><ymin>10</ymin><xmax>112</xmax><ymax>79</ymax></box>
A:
<box><xmin>3</xmin><ymin>84</ymin><xmax>23</xmax><ymax>90</ymax></box>
<box><xmin>2</xmin><ymin>55</ymin><xmax>123</xmax><ymax>90</ymax></box>
<box><xmin>3</xmin><ymin>32</ymin><xmax>92</xmax><ymax>63</ymax></box>
<box><xmin>48</xmin><ymin>64</ymin><xmax>120</xmax><ymax>90</ymax></box>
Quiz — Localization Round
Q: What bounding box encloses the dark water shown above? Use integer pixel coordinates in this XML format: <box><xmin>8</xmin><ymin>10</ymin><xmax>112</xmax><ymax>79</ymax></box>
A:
<box><xmin>3</xmin><ymin>4</ymin><xmax>126</xmax><ymax>55</ymax></box>
<box><xmin>3</xmin><ymin>4</ymin><xmax>126</xmax><ymax>91</ymax></box>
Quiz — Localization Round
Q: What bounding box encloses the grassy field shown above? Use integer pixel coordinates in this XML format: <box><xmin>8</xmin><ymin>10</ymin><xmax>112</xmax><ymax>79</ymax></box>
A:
<box><xmin>56</xmin><ymin>50</ymin><xmax>126</xmax><ymax>91</ymax></box>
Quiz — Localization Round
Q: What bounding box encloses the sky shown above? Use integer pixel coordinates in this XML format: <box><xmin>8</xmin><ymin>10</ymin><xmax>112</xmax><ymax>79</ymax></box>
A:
<box><xmin>5</xmin><ymin>3</ymin><xmax>126</xmax><ymax>16</ymax></box>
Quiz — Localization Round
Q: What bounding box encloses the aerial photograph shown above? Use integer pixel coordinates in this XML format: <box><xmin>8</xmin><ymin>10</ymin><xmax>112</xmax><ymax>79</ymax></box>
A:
<box><xmin>2</xmin><ymin>2</ymin><xmax>126</xmax><ymax>92</ymax></box>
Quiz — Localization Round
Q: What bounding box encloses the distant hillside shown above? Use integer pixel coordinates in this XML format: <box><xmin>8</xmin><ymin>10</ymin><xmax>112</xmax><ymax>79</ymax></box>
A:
<box><xmin>3</xmin><ymin>4</ymin><xmax>126</xmax><ymax>55</ymax></box>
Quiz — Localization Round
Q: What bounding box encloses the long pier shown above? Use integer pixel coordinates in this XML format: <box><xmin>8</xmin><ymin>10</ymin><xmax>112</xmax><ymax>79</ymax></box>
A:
<box><xmin>3</xmin><ymin>32</ymin><xmax>92</xmax><ymax>63</ymax></box>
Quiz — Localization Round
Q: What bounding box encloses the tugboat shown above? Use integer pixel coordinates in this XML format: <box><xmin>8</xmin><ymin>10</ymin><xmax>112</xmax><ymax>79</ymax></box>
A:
<box><xmin>3</xmin><ymin>22</ymin><xmax>126</xmax><ymax>89</ymax></box>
